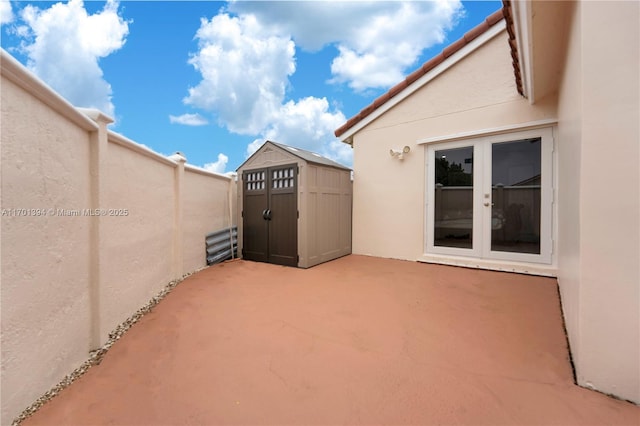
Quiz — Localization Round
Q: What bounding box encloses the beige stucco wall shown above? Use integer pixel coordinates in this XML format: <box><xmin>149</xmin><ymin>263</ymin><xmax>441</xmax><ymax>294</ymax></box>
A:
<box><xmin>1</xmin><ymin>76</ymin><xmax>94</xmax><ymax>426</ymax></box>
<box><xmin>351</xmin><ymin>29</ymin><xmax>557</xmax><ymax>261</ymax></box>
<box><xmin>100</xmin><ymin>139</ymin><xmax>176</xmax><ymax>342</ymax></box>
<box><xmin>557</xmin><ymin>1</ymin><xmax>639</xmax><ymax>403</ymax></box>
<box><xmin>1</xmin><ymin>50</ymin><xmax>237</xmax><ymax>423</ymax></box>
<box><xmin>349</xmin><ymin>4</ymin><xmax>639</xmax><ymax>403</ymax></box>
<box><xmin>183</xmin><ymin>167</ymin><xmax>234</xmax><ymax>273</ymax></box>
<box><xmin>556</xmin><ymin>0</ymin><xmax>583</xmax><ymax>379</ymax></box>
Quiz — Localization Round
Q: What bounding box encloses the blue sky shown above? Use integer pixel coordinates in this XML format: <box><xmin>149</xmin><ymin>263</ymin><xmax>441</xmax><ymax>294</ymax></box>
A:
<box><xmin>1</xmin><ymin>0</ymin><xmax>501</xmax><ymax>173</ymax></box>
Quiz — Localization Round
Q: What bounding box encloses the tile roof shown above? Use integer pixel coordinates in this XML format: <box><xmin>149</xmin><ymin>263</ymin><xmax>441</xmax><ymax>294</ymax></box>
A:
<box><xmin>334</xmin><ymin>7</ymin><xmax>518</xmax><ymax>140</ymax></box>
<box><xmin>502</xmin><ymin>0</ymin><xmax>524</xmax><ymax>96</ymax></box>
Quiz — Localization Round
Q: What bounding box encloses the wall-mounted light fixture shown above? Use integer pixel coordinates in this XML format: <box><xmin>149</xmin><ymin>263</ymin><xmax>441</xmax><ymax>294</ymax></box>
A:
<box><xmin>390</xmin><ymin>146</ymin><xmax>411</xmax><ymax>160</ymax></box>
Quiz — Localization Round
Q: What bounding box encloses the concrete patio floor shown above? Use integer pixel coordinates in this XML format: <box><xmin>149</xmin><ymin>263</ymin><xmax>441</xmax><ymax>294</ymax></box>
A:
<box><xmin>24</xmin><ymin>255</ymin><xmax>638</xmax><ymax>425</ymax></box>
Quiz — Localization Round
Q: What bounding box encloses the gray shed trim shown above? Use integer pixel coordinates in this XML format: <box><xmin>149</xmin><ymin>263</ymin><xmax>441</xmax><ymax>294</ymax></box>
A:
<box><xmin>236</xmin><ymin>141</ymin><xmax>351</xmax><ymax>172</ymax></box>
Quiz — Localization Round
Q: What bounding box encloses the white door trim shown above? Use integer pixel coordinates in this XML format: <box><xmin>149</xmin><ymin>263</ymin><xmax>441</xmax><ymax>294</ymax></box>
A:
<box><xmin>425</xmin><ymin>140</ymin><xmax>481</xmax><ymax>258</ymax></box>
<box><xmin>417</xmin><ymin>119</ymin><xmax>558</xmax><ymax>145</ymax></box>
<box><xmin>424</xmin><ymin>126</ymin><xmax>556</xmax><ymax>267</ymax></box>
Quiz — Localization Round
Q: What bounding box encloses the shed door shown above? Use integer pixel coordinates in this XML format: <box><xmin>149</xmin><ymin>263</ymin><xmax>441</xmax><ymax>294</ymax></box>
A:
<box><xmin>242</xmin><ymin>170</ymin><xmax>268</xmax><ymax>262</ymax></box>
<box><xmin>243</xmin><ymin>165</ymin><xmax>298</xmax><ymax>267</ymax></box>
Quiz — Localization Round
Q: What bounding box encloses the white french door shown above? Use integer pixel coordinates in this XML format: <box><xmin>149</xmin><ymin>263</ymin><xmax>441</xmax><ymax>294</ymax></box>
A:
<box><xmin>426</xmin><ymin>128</ymin><xmax>553</xmax><ymax>264</ymax></box>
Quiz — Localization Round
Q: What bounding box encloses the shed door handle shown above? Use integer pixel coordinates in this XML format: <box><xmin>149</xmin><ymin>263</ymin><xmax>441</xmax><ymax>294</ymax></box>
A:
<box><xmin>263</xmin><ymin>209</ymin><xmax>272</xmax><ymax>220</ymax></box>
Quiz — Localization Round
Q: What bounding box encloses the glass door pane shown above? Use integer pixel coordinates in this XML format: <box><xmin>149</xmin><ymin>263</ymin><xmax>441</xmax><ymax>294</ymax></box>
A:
<box><xmin>490</xmin><ymin>138</ymin><xmax>541</xmax><ymax>254</ymax></box>
<box><xmin>434</xmin><ymin>146</ymin><xmax>474</xmax><ymax>249</ymax></box>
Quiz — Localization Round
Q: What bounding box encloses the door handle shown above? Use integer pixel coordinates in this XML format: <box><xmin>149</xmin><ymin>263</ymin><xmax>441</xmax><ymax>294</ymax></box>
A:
<box><xmin>484</xmin><ymin>202</ymin><xmax>495</xmax><ymax>207</ymax></box>
<box><xmin>263</xmin><ymin>209</ymin><xmax>272</xmax><ymax>220</ymax></box>
<box><xmin>266</xmin><ymin>209</ymin><xmax>272</xmax><ymax>220</ymax></box>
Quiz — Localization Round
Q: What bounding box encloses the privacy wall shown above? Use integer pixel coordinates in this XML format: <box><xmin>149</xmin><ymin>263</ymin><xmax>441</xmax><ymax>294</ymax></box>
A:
<box><xmin>0</xmin><ymin>50</ymin><xmax>236</xmax><ymax>424</ymax></box>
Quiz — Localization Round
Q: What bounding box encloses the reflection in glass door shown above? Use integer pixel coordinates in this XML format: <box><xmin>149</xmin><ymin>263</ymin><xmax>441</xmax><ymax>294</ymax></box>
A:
<box><xmin>434</xmin><ymin>146</ymin><xmax>474</xmax><ymax>249</ymax></box>
<box><xmin>490</xmin><ymin>138</ymin><xmax>541</xmax><ymax>254</ymax></box>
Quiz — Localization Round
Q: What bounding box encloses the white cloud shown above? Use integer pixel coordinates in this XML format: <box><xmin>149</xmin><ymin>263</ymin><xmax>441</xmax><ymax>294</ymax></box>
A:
<box><xmin>16</xmin><ymin>0</ymin><xmax>129</xmax><ymax>117</ymax></box>
<box><xmin>229</xmin><ymin>0</ymin><xmax>463</xmax><ymax>91</ymax></box>
<box><xmin>203</xmin><ymin>153</ymin><xmax>229</xmax><ymax>174</ymax></box>
<box><xmin>245</xmin><ymin>97</ymin><xmax>351</xmax><ymax>166</ymax></box>
<box><xmin>330</xmin><ymin>45</ymin><xmax>408</xmax><ymax>91</ymax></box>
<box><xmin>169</xmin><ymin>113</ymin><xmax>209</xmax><ymax>126</ymax></box>
<box><xmin>259</xmin><ymin>96</ymin><xmax>350</xmax><ymax>165</ymax></box>
<box><xmin>246</xmin><ymin>138</ymin><xmax>264</xmax><ymax>158</ymax></box>
<box><xmin>190</xmin><ymin>2</ymin><xmax>464</xmax><ymax>167</ymax></box>
<box><xmin>185</xmin><ymin>13</ymin><xmax>295</xmax><ymax>135</ymax></box>
<box><xmin>186</xmin><ymin>10</ymin><xmax>354</xmax><ymax>168</ymax></box>
<box><xmin>227</xmin><ymin>1</ymin><xmax>388</xmax><ymax>51</ymax></box>
<box><xmin>0</xmin><ymin>1</ymin><xmax>14</xmax><ymax>25</ymax></box>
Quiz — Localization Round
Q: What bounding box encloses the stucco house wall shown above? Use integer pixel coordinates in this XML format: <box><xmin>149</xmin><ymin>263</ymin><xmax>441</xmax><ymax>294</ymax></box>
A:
<box><xmin>340</xmin><ymin>1</ymin><xmax>639</xmax><ymax>404</ymax></box>
<box><xmin>351</xmin><ymin>28</ymin><xmax>556</xmax><ymax>262</ymax></box>
<box><xmin>555</xmin><ymin>0</ymin><xmax>583</xmax><ymax>383</ymax></box>
<box><xmin>557</xmin><ymin>0</ymin><xmax>639</xmax><ymax>402</ymax></box>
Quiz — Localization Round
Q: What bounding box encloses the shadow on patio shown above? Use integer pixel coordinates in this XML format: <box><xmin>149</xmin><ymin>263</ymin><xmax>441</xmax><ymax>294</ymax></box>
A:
<box><xmin>24</xmin><ymin>256</ymin><xmax>638</xmax><ymax>425</ymax></box>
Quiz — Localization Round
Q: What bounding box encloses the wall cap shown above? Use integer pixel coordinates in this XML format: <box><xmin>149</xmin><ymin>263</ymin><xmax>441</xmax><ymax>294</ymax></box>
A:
<box><xmin>76</xmin><ymin>107</ymin><xmax>114</xmax><ymax>125</ymax></box>
<box><xmin>168</xmin><ymin>153</ymin><xmax>187</xmax><ymax>163</ymax></box>
<box><xmin>1</xmin><ymin>49</ymin><xmax>98</xmax><ymax>132</ymax></box>
<box><xmin>184</xmin><ymin>164</ymin><xmax>232</xmax><ymax>181</ymax></box>
<box><xmin>107</xmin><ymin>130</ymin><xmax>178</xmax><ymax>167</ymax></box>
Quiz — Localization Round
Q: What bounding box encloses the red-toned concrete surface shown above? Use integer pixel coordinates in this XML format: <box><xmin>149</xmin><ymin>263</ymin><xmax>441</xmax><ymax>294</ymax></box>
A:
<box><xmin>24</xmin><ymin>256</ymin><xmax>639</xmax><ymax>425</ymax></box>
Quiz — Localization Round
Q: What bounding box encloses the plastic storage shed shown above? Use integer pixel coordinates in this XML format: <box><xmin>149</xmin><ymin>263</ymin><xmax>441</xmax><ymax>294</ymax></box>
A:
<box><xmin>237</xmin><ymin>141</ymin><xmax>352</xmax><ymax>268</ymax></box>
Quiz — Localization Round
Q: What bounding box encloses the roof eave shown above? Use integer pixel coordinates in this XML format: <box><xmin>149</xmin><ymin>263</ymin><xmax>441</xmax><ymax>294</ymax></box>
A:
<box><xmin>336</xmin><ymin>20</ymin><xmax>507</xmax><ymax>143</ymax></box>
<box><xmin>510</xmin><ymin>0</ymin><xmax>534</xmax><ymax>102</ymax></box>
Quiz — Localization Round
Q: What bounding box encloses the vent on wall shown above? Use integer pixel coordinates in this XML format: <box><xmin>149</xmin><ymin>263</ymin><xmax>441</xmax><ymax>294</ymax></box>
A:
<box><xmin>206</xmin><ymin>226</ymin><xmax>238</xmax><ymax>265</ymax></box>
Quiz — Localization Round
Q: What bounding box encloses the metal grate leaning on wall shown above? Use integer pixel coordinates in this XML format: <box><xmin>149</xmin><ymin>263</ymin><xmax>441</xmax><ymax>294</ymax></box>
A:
<box><xmin>206</xmin><ymin>226</ymin><xmax>238</xmax><ymax>265</ymax></box>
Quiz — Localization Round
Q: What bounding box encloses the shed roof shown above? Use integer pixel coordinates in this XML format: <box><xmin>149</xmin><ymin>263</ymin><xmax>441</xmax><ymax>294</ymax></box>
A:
<box><xmin>334</xmin><ymin>5</ymin><xmax>522</xmax><ymax>142</ymax></box>
<box><xmin>237</xmin><ymin>140</ymin><xmax>351</xmax><ymax>171</ymax></box>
